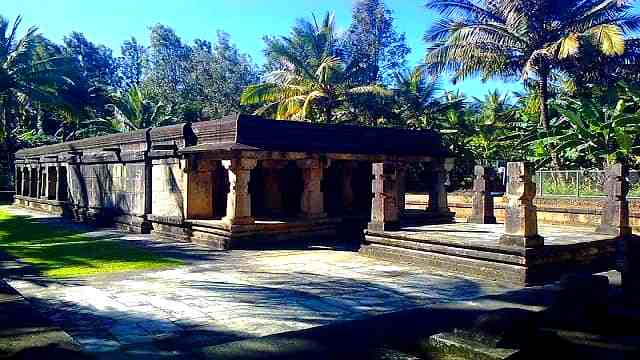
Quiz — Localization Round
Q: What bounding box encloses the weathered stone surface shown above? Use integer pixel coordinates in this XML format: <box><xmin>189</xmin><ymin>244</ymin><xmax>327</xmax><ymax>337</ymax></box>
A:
<box><xmin>297</xmin><ymin>159</ymin><xmax>326</xmax><ymax>219</ymax></box>
<box><xmin>222</xmin><ymin>158</ymin><xmax>257</xmax><ymax>225</ymax></box>
<box><xmin>596</xmin><ymin>162</ymin><xmax>632</xmax><ymax>237</ymax></box>
<box><xmin>368</xmin><ymin>162</ymin><xmax>402</xmax><ymax>231</ymax></box>
<box><xmin>499</xmin><ymin>162</ymin><xmax>543</xmax><ymax>248</ymax></box>
<box><xmin>468</xmin><ymin>165</ymin><xmax>497</xmax><ymax>224</ymax></box>
<box><xmin>425</xmin><ymin>159</ymin><xmax>455</xmax><ymax>224</ymax></box>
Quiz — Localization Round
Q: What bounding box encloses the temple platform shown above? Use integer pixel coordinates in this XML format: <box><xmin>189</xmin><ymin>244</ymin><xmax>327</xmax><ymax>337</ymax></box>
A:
<box><xmin>362</xmin><ymin>220</ymin><xmax>618</xmax><ymax>286</ymax></box>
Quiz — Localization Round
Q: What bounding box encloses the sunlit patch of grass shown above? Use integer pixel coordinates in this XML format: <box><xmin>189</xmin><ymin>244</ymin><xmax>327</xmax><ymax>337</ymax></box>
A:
<box><xmin>0</xmin><ymin>208</ymin><xmax>183</xmax><ymax>278</ymax></box>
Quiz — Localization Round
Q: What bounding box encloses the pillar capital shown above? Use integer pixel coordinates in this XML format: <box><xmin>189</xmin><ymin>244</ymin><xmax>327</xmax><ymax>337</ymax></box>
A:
<box><xmin>262</xmin><ymin>159</ymin><xmax>287</xmax><ymax>170</ymax></box>
<box><xmin>222</xmin><ymin>158</ymin><xmax>257</xmax><ymax>171</ymax></box>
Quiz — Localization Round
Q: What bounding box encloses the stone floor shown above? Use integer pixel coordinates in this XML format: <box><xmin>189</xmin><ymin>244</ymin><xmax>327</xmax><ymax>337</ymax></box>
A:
<box><xmin>0</xmin><ymin>206</ymin><xmax>513</xmax><ymax>359</ymax></box>
<box><xmin>395</xmin><ymin>222</ymin><xmax>612</xmax><ymax>248</ymax></box>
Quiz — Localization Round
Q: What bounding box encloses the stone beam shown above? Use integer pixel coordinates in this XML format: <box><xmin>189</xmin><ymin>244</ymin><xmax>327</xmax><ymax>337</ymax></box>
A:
<box><xmin>499</xmin><ymin>162</ymin><xmax>543</xmax><ymax>247</ymax></box>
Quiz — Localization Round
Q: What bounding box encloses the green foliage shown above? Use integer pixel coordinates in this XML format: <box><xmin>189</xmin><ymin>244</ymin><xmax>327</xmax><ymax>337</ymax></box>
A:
<box><xmin>0</xmin><ymin>208</ymin><xmax>182</xmax><ymax>278</ymax></box>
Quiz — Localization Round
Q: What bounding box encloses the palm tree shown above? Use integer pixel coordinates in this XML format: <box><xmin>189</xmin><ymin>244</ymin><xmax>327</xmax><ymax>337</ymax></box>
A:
<box><xmin>391</xmin><ymin>65</ymin><xmax>441</xmax><ymax>128</ymax></box>
<box><xmin>76</xmin><ymin>85</ymin><xmax>169</xmax><ymax>137</ymax></box>
<box><xmin>241</xmin><ymin>12</ymin><xmax>390</xmax><ymax>123</ymax></box>
<box><xmin>424</xmin><ymin>0</ymin><xmax>640</xmax><ymax>167</ymax></box>
<box><xmin>0</xmin><ymin>15</ymin><xmax>71</xmax><ymax>147</ymax></box>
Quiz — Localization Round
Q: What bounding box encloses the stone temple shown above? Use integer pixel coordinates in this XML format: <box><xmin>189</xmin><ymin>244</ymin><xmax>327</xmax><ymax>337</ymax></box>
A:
<box><xmin>13</xmin><ymin>113</ymin><xmax>453</xmax><ymax>250</ymax></box>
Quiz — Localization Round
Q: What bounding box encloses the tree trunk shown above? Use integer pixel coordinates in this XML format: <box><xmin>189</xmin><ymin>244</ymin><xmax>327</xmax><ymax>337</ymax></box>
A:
<box><xmin>538</xmin><ymin>72</ymin><xmax>562</xmax><ymax>170</ymax></box>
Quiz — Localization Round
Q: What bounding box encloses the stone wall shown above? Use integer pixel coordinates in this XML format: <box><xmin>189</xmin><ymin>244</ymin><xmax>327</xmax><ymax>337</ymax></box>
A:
<box><xmin>406</xmin><ymin>192</ymin><xmax>640</xmax><ymax>231</ymax></box>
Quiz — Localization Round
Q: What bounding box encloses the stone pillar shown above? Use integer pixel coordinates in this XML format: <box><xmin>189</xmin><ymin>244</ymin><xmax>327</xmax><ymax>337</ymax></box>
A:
<box><xmin>14</xmin><ymin>165</ymin><xmax>20</xmax><ymax>195</ymax></box>
<box><xmin>296</xmin><ymin>159</ymin><xmax>326</xmax><ymax>219</ymax></box>
<box><xmin>467</xmin><ymin>165</ymin><xmax>497</xmax><ymax>224</ymax></box>
<box><xmin>262</xmin><ymin>160</ymin><xmax>287</xmax><ymax>216</ymax></box>
<box><xmin>342</xmin><ymin>162</ymin><xmax>356</xmax><ymax>212</ymax></box>
<box><xmin>425</xmin><ymin>159</ymin><xmax>455</xmax><ymax>223</ymax></box>
<box><xmin>22</xmin><ymin>167</ymin><xmax>29</xmax><ymax>197</ymax></box>
<box><xmin>55</xmin><ymin>164</ymin><xmax>62</xmax><ymax>201</ymax></box>
<box><xmin>41</xmin><ymin>166</ymin><xmax>49</xmax><ymax>199</ymax></box>
<box><xmin>222</xmin><ymin>158</ymin><xmax>257</xmax><ymax>226</ymax></box>
<box><xmin>396</xmin><ymin>162</ymin><xmax>408</xmax><ymax>217</ymax></box>
<box><xmin>368</xmin><ymin>162</ymin><xmax>401</xmax><ymax>231</ymax></box>
<box><xmin>499</xmin><ymin>162</ymin><xmax>543</xmax><ymax>247</ymax></box>
<box><xmin>596</xmin><ymin>163</ymin><xmax>632</xmax><ymax>237</ymax></box>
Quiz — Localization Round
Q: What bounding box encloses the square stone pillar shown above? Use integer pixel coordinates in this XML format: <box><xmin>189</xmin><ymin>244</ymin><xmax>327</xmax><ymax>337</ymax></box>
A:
<box><xmin>22</xmin><ymin>168</ymin><xmax>29</xmax><ymax>197</ymax></box>
<box><xmin>296</xmin><ymin>159</ymin><xmax>326</xmax><ymax>219</ymax></box>
<box><xmin>222</xmin><ymin>158</ymin><xmax>257</xmax><ymax>226</ymax></box>
<box><xmin>499</xmin><ymin>162</ymin><xmax>544</xmax><ymax>247</ymax></box>
<box><xmin>467</xmin><ymin>165</ymin><xmax>497</xmax><ymax>224</ymax></box>
<box><xmin>41</xmin><ymin>166</ymin><xmax>49</xmax><ymax>199</ymax></box>
<box><xmin>425</xmin><ymin>158</ymin><xmax>455</xmax><ymax>223</ymax></box>
<box><xmin>596</xmin><ymin>163</ymin><xmax>632</xmax><ymax>237</ymax></box>
<box><xmin>262</xmin><ymin>160</ymin><xmax>287</xmax><ymax>216</ymax></box>
<box><xmin>368</xmin><ymin>162</ymin><xmax>401</xmax><ymax>231</ymax></box>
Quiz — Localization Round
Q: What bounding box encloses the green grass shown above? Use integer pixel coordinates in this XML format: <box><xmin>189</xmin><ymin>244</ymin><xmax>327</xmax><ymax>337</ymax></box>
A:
<box><xmin>0</xmin><ymin>208</ymin><xmax>183</xmax><ymax>278</ymax></box>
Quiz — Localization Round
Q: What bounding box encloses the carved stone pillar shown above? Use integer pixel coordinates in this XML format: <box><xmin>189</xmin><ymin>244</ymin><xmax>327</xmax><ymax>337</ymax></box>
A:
<box><xmin>222</xmin><ymin>158</ymin><xmax>257</xmax><ymax>225</ymax></box>
<box><xmin>425</xmin><ymin>158</ymin><xmax>455</xmax><ymax>223</ymax></box>
<box><xmin>262</xmin><ymin>160</ymin><xmax>287</xmax><ymax>216</ymax></box>
<box><xmin>368</xmin><ymin>162</ymin><xmax>401</xmax><ymax>231</ymax></box>
<box><xmin>467</xmin><ymin>165</ymin><xmax>497</xmax><ymax>224</ymax></box>
<box><xmin>342</xmin><ymin>162</ymin><xmax>356</xmax><ymax>212</ymax></box>
<box><xmin>41</xmin><ymin>166</ymin><xmax>49</xmax><ymax>199</ymax></box>
<box><xmin>596</xmin><ymin>163</ymin><xmax>632</xmax><ymax>237</ymax></box>
<box><xmin>297</xmin><ymin>159</ymin><xmax>326</xmax><ymax>219</ymax></box>
<box><xmin>499</xmin><ymin>162</ymin><xmax>543</xmax><ymax>247</ymax></box>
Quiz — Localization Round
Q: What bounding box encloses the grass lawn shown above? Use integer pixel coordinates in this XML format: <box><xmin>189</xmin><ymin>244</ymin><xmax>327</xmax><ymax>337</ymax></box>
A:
<box><xmin>0</xmin><ymin>208</ymin><xmax>183</xmax><ymax>278</ymax></box>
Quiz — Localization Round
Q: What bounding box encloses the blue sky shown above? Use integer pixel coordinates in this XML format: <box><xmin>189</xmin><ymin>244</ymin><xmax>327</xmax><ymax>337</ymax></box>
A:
<box><xmin>10</xmin><ymin>0</ymin><xmax>522</xmax><ymax>97</ymax></box>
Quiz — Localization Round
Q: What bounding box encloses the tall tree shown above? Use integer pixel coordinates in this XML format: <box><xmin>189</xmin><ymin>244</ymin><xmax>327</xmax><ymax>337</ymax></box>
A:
<box><xmin>63</xmin><ymin>32</ymin><xmax>117</xmax><ymax>89</ymax></box>
<box><xmin>118</xmin><ymin>37</ymin><xmax>145</xmax><ymax>89</ymax></box>
<box><xmin>190</xmin><ymin>31</ymin><xmax>259</xmax><ymax>119</ymax></box>
<box><xmin>241</xmin><ymin>12</ymin><xmax>390</xmax><ymax>123</ymax></box>
<box><xmin>424</xmin><ymin>0</ymin><xmax>640</xmax><ymax>168</ymax></box>
<box><xmin>143</xmin><ymin>24</ymin><xmax>192</xmax><ymax>118</ymax></box>
<box><xmin>342</xmin><ymin>0</ymin><xmax>410</xmax><ymax>85</ymax></box>
<box><xmin>0</xmin><ymin>16</ymin><xmax>71</xmax><ymax>149</ymax></box>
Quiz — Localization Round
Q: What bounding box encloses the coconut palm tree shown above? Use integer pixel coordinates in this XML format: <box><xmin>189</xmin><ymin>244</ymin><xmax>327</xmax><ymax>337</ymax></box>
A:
<box><xmin>241</xmin><ymin>12</ymin><xmax>390</xmax><ymax>123</ymax></box>
<box><xmin>0</xmin><ymin>15</ymin><xmax>71</xmax><ymax>146</ymax></box>
<box><xmin>424</xmin><ymin>0</ymin><xmax>640</xmax><ymax>167</ymax></box>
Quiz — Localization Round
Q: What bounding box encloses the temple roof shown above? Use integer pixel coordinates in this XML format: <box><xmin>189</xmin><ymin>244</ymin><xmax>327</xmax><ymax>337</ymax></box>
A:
<box><xmin>16</xmin><ymin>113</ymin><xmax>450</xmax><ymax>159</ymax></box>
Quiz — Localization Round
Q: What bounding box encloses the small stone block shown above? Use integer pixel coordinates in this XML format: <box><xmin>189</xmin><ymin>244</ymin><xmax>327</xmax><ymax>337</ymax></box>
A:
<box><xmin>499</xmin><ymin>234</ymin><xmax>544</xmax><ymax>248</ymax></box>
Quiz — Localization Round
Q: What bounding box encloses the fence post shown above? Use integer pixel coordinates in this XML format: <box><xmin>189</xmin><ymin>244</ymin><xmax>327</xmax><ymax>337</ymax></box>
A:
<box><xmin>576</xmin><ymin>170</ymin><xmax>580</xmax><ymax>197</ymax></box>
<box><xmin>538</xmin><ymin>171</ymin><xmax>543</xmax><ymax>197</ymax></box>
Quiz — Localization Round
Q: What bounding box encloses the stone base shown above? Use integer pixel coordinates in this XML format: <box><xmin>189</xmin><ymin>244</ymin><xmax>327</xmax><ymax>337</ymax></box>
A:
<box><xmin>362</xmin><ymin>228</ymin><xmax>616</xmax><ymax>286</ymax></box>
<box><xmin>423</xmin><ymin>332</ymin><xmax>519</xmax><ymax>360</ymax></box>
<box><xmin>467</xmin><ymin>215</ymin><xmax>497</xmax><ymax>225</ymax></box>
<box><xmin>367</xmin><ymin>221</ymin><xmax>401</xmax><ymax>232</ymax></box>
<box><xmin>498</xmin><ymin>234</ymin><xmax>544</xmax><ymax>248</ymax></box>
<box><xmin>188</xmin><ymin>218</ymin><xmax>339</xmax><ymax>250</ymax></box>
<box><xmin>14</xmin><ymin>196</ymin><xmax>67</xmax><ymax>216</ymax></box>
<box><xmin>148</xmin><ymin>215</ymin><xmax>192</xmax><ymax>242</ymax></box>
<box><xmin>595</xmin><ymin>224</ymin><xmax>632</xmax><ymax>237</ymax></box>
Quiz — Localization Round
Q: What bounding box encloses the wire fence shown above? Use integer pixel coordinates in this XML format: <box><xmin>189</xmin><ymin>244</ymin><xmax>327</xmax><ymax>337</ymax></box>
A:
<box><xmin>532</xmin><ymin>170</ymin><xmax>640</xmax><ymax>198</ymax></box>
